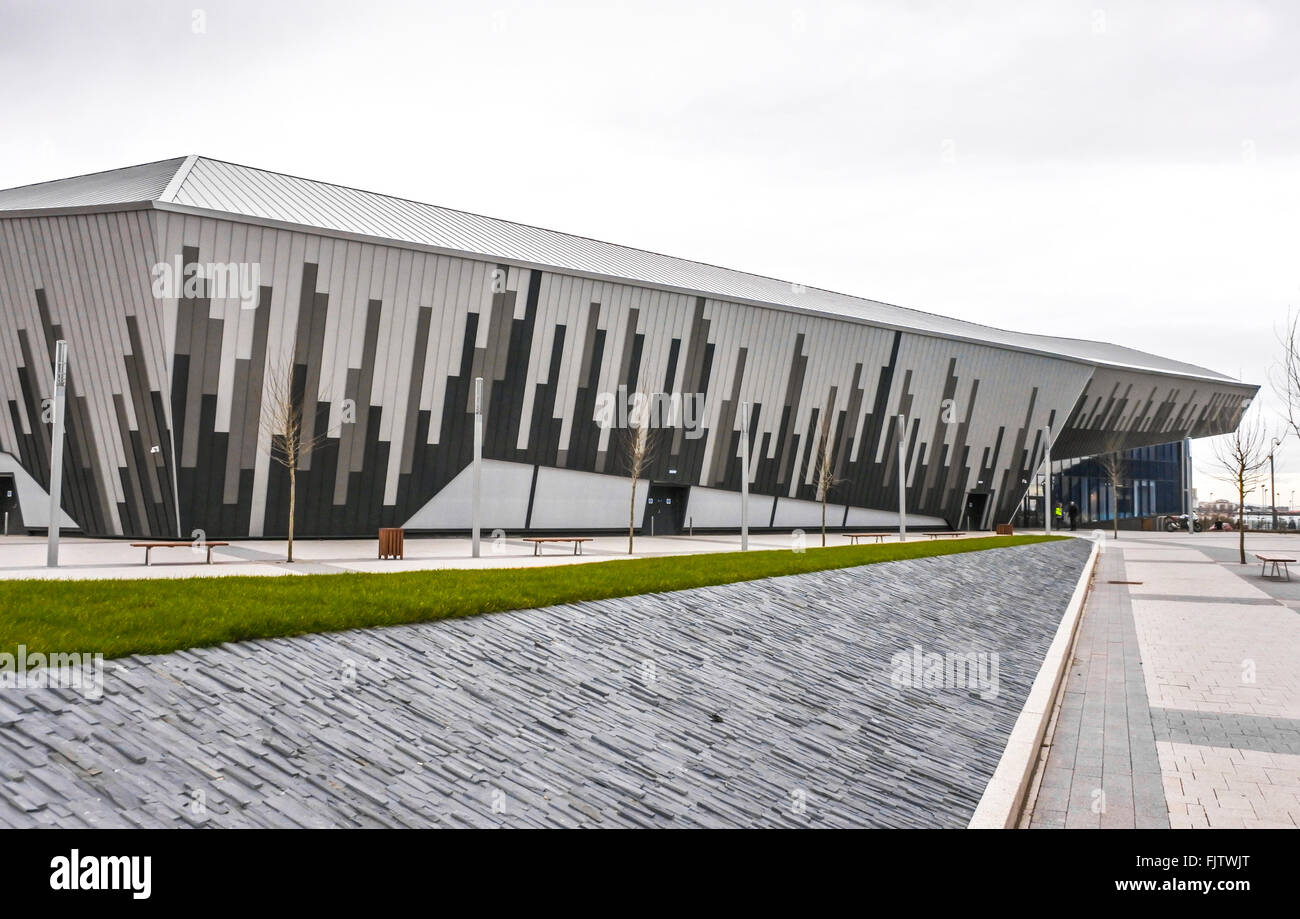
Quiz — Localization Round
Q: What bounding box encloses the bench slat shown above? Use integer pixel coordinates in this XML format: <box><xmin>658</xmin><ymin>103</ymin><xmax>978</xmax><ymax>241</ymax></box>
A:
<box><xmin>130</xmin><ymin>542</ymin><xmax>230</xmax><ymax>548</ymax></box>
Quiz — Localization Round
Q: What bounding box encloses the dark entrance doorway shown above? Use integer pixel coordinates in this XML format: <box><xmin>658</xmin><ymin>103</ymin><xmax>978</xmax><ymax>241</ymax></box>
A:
<box><xmin>0</xmin><ymin>474</ymin><xmax>19</xmax><ymax>535</ymax></box>
<box><xmin>1019</xmin><ymin>493</ymin><xmax>1043</xmax><ymax>528</ymax></box>
<box><xmin>964</xmin><ymin>491</ymin><xmax>990</xmax><ymax>531</ymax></box>
<box><xmin>643</xmin><ymin>484</ymin><xmax>687</xmax><ymax>536</ymax></box>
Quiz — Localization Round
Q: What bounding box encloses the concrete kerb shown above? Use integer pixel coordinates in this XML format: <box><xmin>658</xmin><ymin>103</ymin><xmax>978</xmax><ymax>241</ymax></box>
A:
<box><xmin>968</xmin><ymin>538</ymin><xmax>1101</xmax><ymax>829</ymax></box>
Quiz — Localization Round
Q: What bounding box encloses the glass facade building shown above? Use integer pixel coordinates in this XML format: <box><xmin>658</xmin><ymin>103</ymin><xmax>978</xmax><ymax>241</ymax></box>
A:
<box><xmin>1014</xmin><ymin>441</ymin><xmax>1188</xmax><ymax>527</ymax></box>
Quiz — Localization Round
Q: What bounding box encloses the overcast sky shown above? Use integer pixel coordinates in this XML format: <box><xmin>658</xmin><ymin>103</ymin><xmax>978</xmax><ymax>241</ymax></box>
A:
<box><xmin>1</xmin><ymin>0</ymin><xmax>1296</xmax><ymax>504</ymax></box>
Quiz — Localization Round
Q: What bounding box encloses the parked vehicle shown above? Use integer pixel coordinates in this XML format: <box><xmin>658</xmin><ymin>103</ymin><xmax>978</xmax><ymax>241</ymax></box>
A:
<box><xmin>1165</xmin><ymin>514</ymin><xmax>1204</xmax><ymax>532</ymax></box>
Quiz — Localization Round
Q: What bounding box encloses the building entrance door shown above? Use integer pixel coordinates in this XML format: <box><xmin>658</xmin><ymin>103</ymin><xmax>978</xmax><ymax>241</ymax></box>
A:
<box><xmin>0</xmin><ymin>474</ymin><xmax>18</xmax><ymax>535</ymax></box>
<box><xmin>643</xmin><ymin>484</ymin><xmax>687</xmax><ymax>536</ymax></box>
<box><xmin>964</xmin><ymin>491</ymin><xmax>990</xmax><ymax>531</ymax></box>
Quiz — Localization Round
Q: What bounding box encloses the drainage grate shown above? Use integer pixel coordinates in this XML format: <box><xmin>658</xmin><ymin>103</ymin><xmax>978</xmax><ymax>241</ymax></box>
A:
<box><xmin>1107</xmin><ymin>580</ymin><xmax>1143</xmax><ymax>585</ymax></box>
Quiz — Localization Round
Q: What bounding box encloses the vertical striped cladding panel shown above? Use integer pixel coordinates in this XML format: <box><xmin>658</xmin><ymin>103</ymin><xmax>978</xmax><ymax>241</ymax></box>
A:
<box><xmin>0</xmin><ymin>210</ymin><xmax>176</xmax><ymax>537</ymax></box>
<box><xmin>2</xmin><ymin>210</ymin><xmax>1202</xmax><ymax>537</ymax></box>
<box><xmin>133</xmin><ymin>213</ymin><xmax>1109</xmax><ymax>535</ymax></box>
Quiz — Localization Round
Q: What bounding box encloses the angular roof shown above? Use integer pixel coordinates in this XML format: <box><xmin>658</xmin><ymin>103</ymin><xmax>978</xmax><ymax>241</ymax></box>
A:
<box><xmin>0</xmin><ymin>157</ymin><xmax>187</xmax><ymax>211</ymax></box>
<box><xmin>0</xmin><ymin>155</ymin><xmax>1248</xmax><ymax>386</ymax></box>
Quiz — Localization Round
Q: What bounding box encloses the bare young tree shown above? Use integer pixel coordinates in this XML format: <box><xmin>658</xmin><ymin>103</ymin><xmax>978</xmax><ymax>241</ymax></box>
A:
<box><xmin>813</xmin><ymin>412</ymin><xmax>843</xmax><ymax>547</ymax></box>
<box><xmin>259</xmin><ymin>359</ymin><xmax>337</xmax><ymax>562</ymax></box>
<box><xmin>620</xmin><ymin>397</ymin><xmax>660</xmax><ymax>554</ymax></box>
<box><xmin>1211</xmin><ymin>411</ymin><xmax>1270</xmax><ymax>565</ymax></box>
<box><xmin>1096</xmin><ymin>446</ymin><xmax>1126</xmax><ymax>541</ymax></box>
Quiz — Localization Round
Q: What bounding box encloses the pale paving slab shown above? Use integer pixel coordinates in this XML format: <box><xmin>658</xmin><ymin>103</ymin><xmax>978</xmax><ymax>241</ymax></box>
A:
<box><xmin>1123</xmin><ymin>561</ymin><xmax>1272</xmax><ymax>599</ymax></box>
<box><xmin>1124</xmin><ymin>537</ymin><xmax>1300</xmax><ymax>829</ymax></box>
<box><xmin>1121</xmin><ymin>547</ymin><xmax>1228</xmax><ymax>563</ymax></box>
<box><xmin>1160</xmin><ymin>742</ymin><xmax>1300</xmax><ymax>829</ymax></box>
<box><xmin>0</xmin><ymin>532</ymin><xmax>991</xmax><ymax>581</ymax></box>
<box><xmin>1131</xmin><ymin>600</ymin><xmax>1300</xmax><ymax>719</ymax></box>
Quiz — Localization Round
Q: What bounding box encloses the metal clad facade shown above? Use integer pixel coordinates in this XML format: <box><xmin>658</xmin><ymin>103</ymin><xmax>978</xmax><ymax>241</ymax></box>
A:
<box><xmin>0</xmin><ymin>158</ymin><xmax>1259</xmax><ymax>538</ymax></box>
<box><xmin>0</xmin><ymin>209</ymin><xmax>178</xmax><ymax>536</ymax></box>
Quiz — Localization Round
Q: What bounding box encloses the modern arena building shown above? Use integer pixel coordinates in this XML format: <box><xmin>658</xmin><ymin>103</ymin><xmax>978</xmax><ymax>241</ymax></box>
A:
<box><xmin>0</xmin><ymin>156</ymin><xmax>1258</xmax><ymax>539</ymax></box>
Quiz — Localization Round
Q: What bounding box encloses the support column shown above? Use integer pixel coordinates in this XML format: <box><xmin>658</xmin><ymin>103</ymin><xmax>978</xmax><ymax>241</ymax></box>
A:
<box><xmin>472</xmin><ymin>376</ymin><xmax>482</xmax><ymax>558</ymax></box>
<box><xmin>897</xmin><ymin>414</ymin><xmax>907</xmax><ymax>541</ymax></box>
<box><xmin>1043</xmin><ymin>423</ymin><xmax>1052</xmax><ymax>536</ymax></box>
<box><xmin>46</xmin><ymin>340</ymin><xmax>67</xmax><ymax>568</ymax></box>
<box><xmin>740</xmin><ymin>401</ymin><xmax>749</xmax><ymax>551</ymax></box>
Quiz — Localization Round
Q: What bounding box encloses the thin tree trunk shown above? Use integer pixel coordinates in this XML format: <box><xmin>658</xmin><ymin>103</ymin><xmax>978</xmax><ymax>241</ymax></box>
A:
<box><xmin>1238</xmin><ymin>489</ymin><xmax>1246</xmax><ymax>564</ymax></box>
<box><xmin>821</xmin><ymin>496</ymin><xmax>827</xmax><ymax>547</ymax></box>
<box><xmin>628</xmin><ymin>475</ymin><xmax>636</xmax><ymax>554</ymax></box>
<box><xmin>288</xmin><ymin>463</ymin><xmax>296</xmax><ymax>563</ymax></box>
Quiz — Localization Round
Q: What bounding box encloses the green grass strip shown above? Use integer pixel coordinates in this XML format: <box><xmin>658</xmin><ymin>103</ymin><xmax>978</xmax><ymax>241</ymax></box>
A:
<box><xmin>0</xmin><ymin>534</ymin><xmax>1065</xmax><ymax>662</ymax></box>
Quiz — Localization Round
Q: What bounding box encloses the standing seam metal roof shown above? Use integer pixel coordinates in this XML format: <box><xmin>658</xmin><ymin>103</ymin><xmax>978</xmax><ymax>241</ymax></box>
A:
<box><xmin>0</xmin><ymin>155</ymin><xmax>1247</xmax><ymax>385</ymax></box>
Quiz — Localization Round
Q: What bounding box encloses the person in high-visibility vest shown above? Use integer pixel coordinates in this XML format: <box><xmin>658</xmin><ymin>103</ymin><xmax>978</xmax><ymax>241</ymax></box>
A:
<box><xmin>1054</xmin><ymin>503</ymin><xmax>1063</xmax><ymax>522</ymax></box>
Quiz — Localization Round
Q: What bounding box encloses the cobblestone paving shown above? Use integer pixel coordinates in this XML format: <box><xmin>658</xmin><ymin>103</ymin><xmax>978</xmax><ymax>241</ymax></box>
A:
<box><xmin>0</xmin><ymin>540</ymin><xmax>1089</xmax><ymax>828</ymax></box>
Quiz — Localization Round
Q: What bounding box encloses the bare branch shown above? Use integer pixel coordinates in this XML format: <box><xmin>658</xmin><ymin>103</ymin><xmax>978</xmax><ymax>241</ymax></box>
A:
<box><xmin>258</xmin><ymin>360</ymin><xmax>335</xmax><ymax>470</ymax></box>
<box><xmin>1271</xmin><ymin>309</ymin><xmax>1300</xmax><ymax>442</ymax></box>
<box><xmin>1093</xmin><ymin>431</ymin><xmax>1127</xmax><ymax>539</ymax></box>
<box><xmin>258</xmin><ymin>358</ymin><xmax>340</xmax><ymax>561</ymax></box>
<box><xmin>1210</xmin><ymin>408</ymin><xmax>1271</xmax><ymax>564</ymax></box>
<box><xmin>814</xmin><ymin>412</ymin><xmax>844</xmax><ymax>546</ymax></box>
<box><xmin>621</xmin><ymin>393</ymin><xmax>661</xmax><ymax>554</ymax></box>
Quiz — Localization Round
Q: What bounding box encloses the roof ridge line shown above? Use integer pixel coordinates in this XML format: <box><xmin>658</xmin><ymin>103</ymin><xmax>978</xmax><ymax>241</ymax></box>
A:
<box><xmin>158</xmin><ymin>154</ymin><xmax>201</xmax><ymax>204</ymax></box>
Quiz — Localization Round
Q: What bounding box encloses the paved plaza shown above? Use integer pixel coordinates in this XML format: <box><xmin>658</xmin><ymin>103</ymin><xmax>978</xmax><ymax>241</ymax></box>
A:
<box><xmin>0</xmin><ymin>540</ymin><xmax>1089</xmax><ymax>828</ymax></box>
<box><xmin>0</xmin><ymin>531</ymin><xmax>987</xmax><ymax>581</ymax></box>
<box><xmin>1028</xmin><ymin>530</ymin><xmax>1300</xmax><ymax>829</ymax></box>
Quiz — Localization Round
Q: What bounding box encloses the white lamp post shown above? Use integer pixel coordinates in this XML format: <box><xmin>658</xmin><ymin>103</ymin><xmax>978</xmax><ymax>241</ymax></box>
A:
<box><xmin>896</xmin><ymin>414</ymin><xmax>907</xmax><ymax>541</ymax></box>
<box><xmin>740</xmin><ymin>401</ymin><xmax>750</xmax><ymax>551</ymax></box>
<box><xmin>46</xmin><ymin>340</ymin><xmax>68</xmax><ymax>568</ymax></box>
<box><xmin>1270</xmin><ymin>437</ymin><xmax>1282</xmax><ymax>531</ymax></box>
<box><xmin>471</xmin><ymin>376</ymin><xmax>483</xmax><ymax>558</ymax></box>
<box><xmin>1042</xmin><ymin>424</ymin><xmax>1052</xmax><ymax>535</ymax></box>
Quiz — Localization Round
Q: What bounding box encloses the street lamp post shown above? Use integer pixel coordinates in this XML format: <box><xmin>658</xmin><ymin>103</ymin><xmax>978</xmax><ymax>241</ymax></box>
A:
<box><xmin>740</xmin><ymin>401</ymin><xmax>750</xmax><ymax>552</ymax></box>
<box><xmin>896</xmin><ymin>414</ymin><xmax>907</xmax><ymax>541</ymax></box>
<box><xmin>1043</xmin><ymin>424</ymin><xmax>1053</xmax><ymax>535</ymax></box>
<box><xmin>46</xmin><ymin>340</ymin><xmax>68</xmax><ymax>568</ymax></box>
<box><xmin>471</xmin><ymin>376</ymin><xmax>482</xmax><ymax>558</ymax></box>
<box><xmin>1270</xmin><ymin>437</ymin><xmax>1281</xmax><ymax>532</ymax></box>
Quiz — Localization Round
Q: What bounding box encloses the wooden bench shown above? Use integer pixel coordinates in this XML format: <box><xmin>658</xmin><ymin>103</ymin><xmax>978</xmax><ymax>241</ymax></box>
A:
<box><xmin>924</xmin><ymin>531</ymin><xmax>964</xmax><ymax>539</ymax></box>
<box><xmin>523</xmin><ymin>537</ymin><xmax>592</xmax><ymax>556</ymax></box>
<box><xmin>1256</xmin><ymin>553</ymin><xmax>1296</xmax><ymax>581</ymax></box>
<box><xmin>845</xmin><ymin>532</ymin><xmax>887</xmax><ymax>545</ymax></box>
<box><xmin>130</xmin><ymin>541</ymin><xmax>229</xmax><ymax>565</ymax></box>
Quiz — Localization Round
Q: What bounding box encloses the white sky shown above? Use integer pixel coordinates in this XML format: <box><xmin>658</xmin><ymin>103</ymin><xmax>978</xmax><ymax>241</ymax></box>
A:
<box><xmin>1</xmin><ymin>0</ymin><xmax>1296</xmax><ymax>505</ymax></box>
